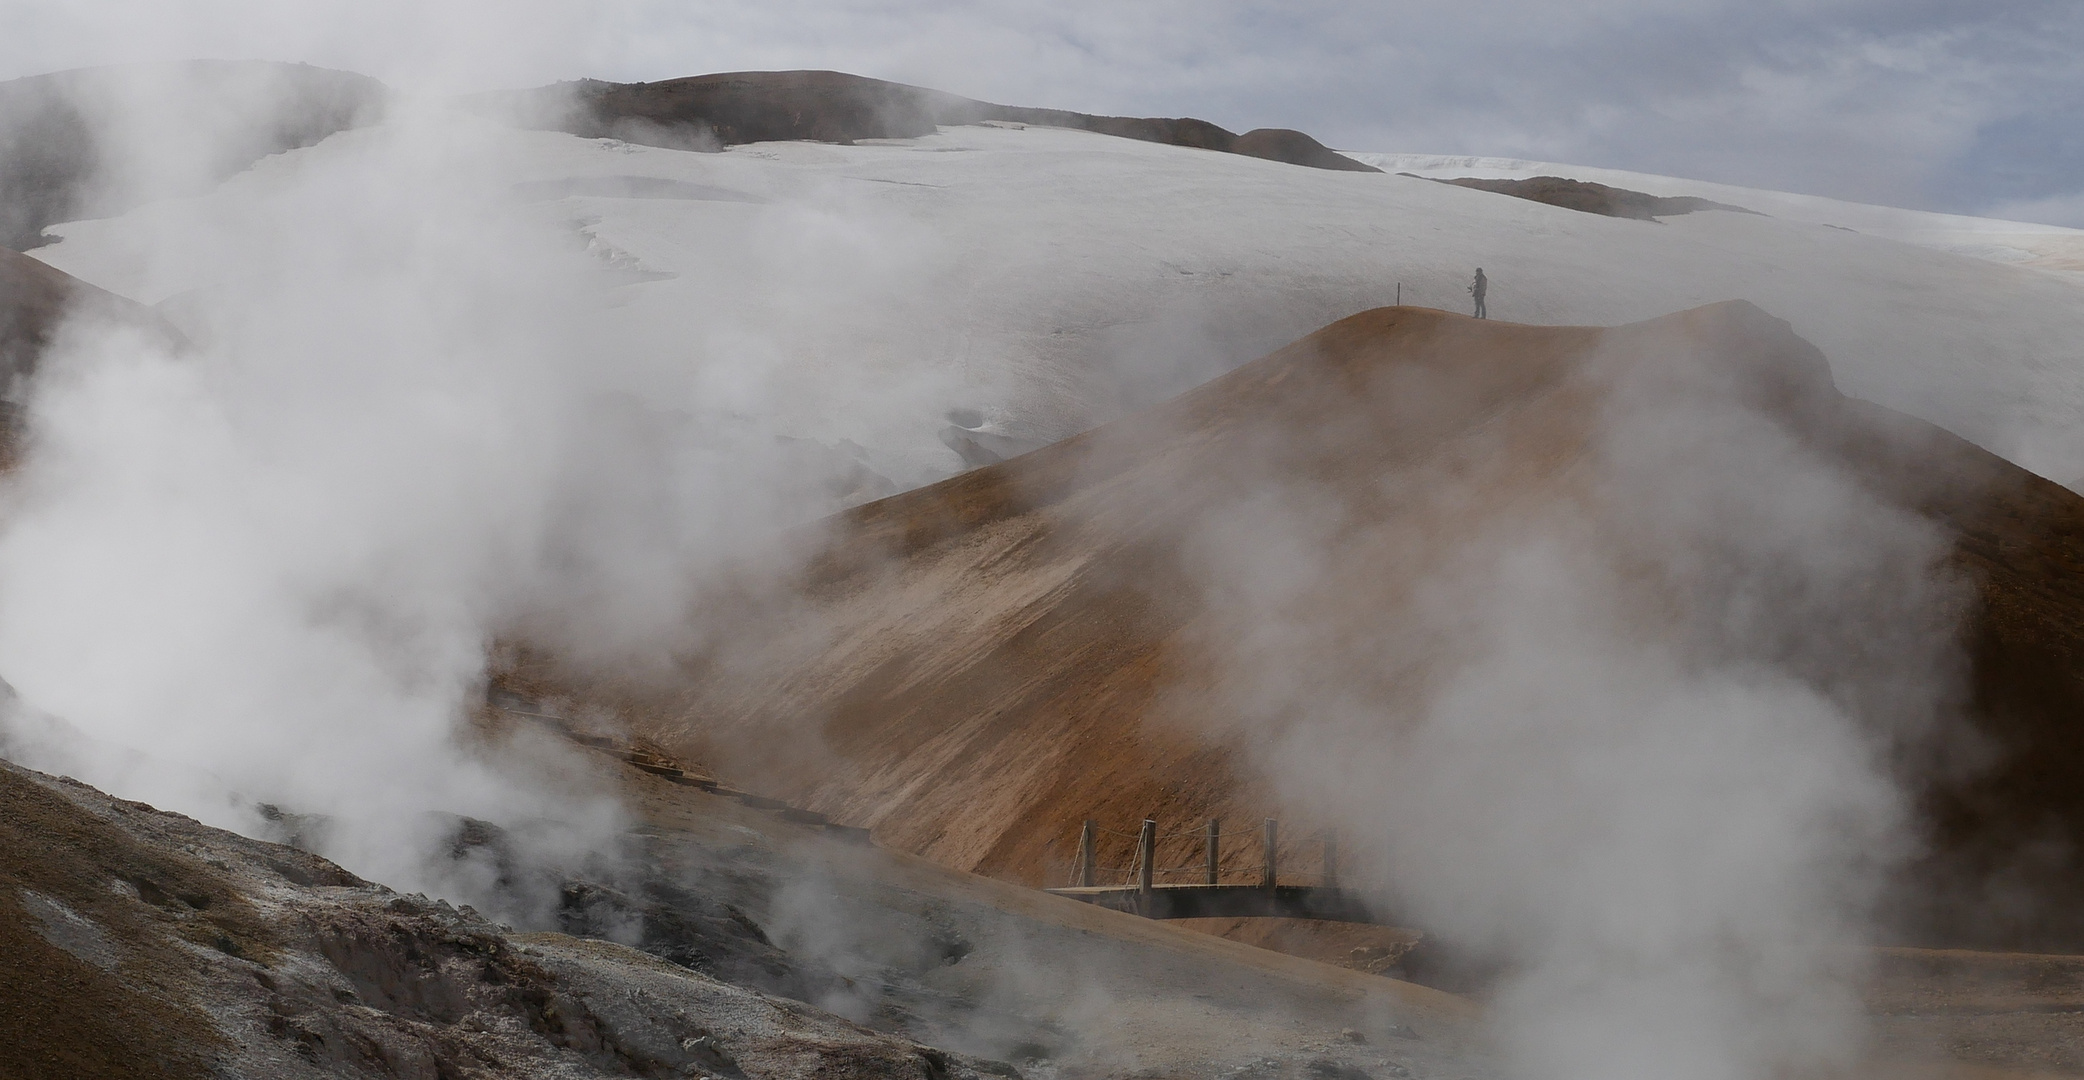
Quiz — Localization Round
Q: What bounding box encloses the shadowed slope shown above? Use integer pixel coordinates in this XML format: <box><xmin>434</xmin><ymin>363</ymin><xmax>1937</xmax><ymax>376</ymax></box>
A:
<box><xmin>508</xmin><ymin>303</ymin><xmax>2084</xmax><ymax>948</ymax></box>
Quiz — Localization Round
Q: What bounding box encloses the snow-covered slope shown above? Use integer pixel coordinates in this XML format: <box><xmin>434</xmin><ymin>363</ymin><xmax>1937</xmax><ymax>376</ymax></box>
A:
<box><xmin>1352</xmin><ymin>152</ymin><xmax>2084</xmax><ymax>284</ymax></box>
<box><xmin>32</xmin><ymin>115</ymin><xmax>2084</xmax><ymax>492</ymax></box>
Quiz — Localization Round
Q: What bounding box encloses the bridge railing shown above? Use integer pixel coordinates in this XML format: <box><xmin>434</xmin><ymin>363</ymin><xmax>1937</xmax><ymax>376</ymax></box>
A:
<box><xmin>1064</xmin><ymin>817</ymin><xmax>1337</xmax><ymax>892</ymax></box>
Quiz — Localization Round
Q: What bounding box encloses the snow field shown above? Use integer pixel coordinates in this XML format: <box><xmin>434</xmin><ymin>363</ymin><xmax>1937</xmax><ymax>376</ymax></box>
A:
<box><xmin>33</xmin><ymin>114</ymin><xmax>2084</xmax><ymax>491</ymax></box>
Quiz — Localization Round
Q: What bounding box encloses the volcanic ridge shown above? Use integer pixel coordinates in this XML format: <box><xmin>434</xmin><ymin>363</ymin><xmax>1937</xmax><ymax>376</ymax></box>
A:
<box><xmin>508</xmin><ymin>302</ymin><xmax>2084</xmax><ymax>953</ymax></box>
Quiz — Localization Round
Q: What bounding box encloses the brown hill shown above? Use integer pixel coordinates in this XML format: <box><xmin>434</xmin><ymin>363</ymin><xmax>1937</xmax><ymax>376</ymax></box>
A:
<box><xmin>486</xmin><ymin>69</ymin><xmax>1380</xmax><ymax>172</ymax></box>
<box><xmin>506</xmin><ymin>302</ymin><xmax>2084</xmax><ymax>949</ymax></box>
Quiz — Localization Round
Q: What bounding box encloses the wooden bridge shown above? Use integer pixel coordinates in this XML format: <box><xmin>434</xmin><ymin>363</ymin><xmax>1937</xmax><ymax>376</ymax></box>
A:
<box><xmin>1045</xmin><ymin>817</ymin><xmax>1390</xmax><ymax>924</ymax></box>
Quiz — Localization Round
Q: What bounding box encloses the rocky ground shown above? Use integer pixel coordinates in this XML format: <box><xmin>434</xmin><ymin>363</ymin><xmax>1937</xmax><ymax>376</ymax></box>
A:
<box><xmin>21</xmin><ymin>739</ymin><xmax>2084</xmax><ymax>1080</ymax></box>
<box><xmin>1865</xmin><ymin>949</ymin><xmax>2084</xmax><ymax>1076</ymax></box>
<box><xmin>1427</xmin><ymin>175</ymin><xmax>1753</xmax><ymax>219</ymax></box>
<box><xmin>0</xmin><ymin>748</ymin><xmax>1477</xmax><ymax>1080</ymax></box>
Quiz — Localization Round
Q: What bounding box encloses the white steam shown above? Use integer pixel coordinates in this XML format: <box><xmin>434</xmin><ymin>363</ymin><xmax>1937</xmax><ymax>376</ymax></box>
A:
<box><xmin>1182</xmin><ymin>331</ymin><xmax>1965</xmax><ymax>1079</ymax></box>
<box><xmin>0</xmin><ymin>49</ymin><xmax>2004</xmax><ymax>1080</ymax></box>
<box><xmin>0</xmin><ymin>96</ymin><xmax>964</xmax><ymax>894</ymax></box>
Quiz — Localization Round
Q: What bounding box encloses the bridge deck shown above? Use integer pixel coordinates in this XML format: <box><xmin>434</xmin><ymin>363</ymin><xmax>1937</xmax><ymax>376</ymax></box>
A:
<box><xmin>1045</xmin><ymin>884</ymin><xmax>1383</xmax><ymax>923</ymax></box>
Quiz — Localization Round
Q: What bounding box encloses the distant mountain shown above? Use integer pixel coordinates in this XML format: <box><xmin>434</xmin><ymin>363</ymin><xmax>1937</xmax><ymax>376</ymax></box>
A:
<box><xmin>0</xmin><ymin>739</ymin><xmax>1460</xmax><ymax>1078</ymax></box>
<box><xmin>1358</xmin><ymin>151</ymin><xmax>2084</xmax><ymax>282</ymax></box>
<box><xmin>0</xmin><ymin>60</ymin><xmax>386</xmax><ymax>251</ymax></box>
<box><xmin>1427</xmin><ymin>175</ymin><xmax>1755</xmax><ymax>220</ymax></box>
<box><xmin>479</xmin><ymin>69</ymin><xmax>1379</xmax><ymax>173</ymax></box>
<box><xmin>0</xmin><ymin>247</ymin><xmax>183</xmax><ymax>460</ymax></box>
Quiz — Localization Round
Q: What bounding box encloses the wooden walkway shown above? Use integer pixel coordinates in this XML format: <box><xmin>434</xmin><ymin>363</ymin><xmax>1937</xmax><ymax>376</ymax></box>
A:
<box><xmin>1044</xmin><ymin>817</ymin><xmax>1395</xmax><ymax>925</ymax></box>
<box><xmin>1046</xmin><ymin>883</ymin><xmax>1382</xmax><ymax>921</ymax></box>
<box><xmin>494</xmin><ymin>691</ymin><xmax>1395</xmax><ymax>926</ymax></box>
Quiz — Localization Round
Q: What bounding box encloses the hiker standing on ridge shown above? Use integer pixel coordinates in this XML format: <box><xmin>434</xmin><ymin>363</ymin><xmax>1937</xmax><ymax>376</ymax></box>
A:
<box><xmin>1470</xmin><ymin>268</ymin><xmax>1488</xmax><ymax>319</ymax></box>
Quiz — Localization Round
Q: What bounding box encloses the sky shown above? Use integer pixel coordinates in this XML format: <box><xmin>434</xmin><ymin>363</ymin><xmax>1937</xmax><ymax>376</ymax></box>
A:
<box><xmin>5</xmin><ymin>1</ymin><xmax>2083</xmax><ymax>223</ymax></box>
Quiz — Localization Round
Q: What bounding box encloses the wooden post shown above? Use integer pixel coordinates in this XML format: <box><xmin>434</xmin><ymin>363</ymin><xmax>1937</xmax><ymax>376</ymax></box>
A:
<box><xmin>1323</xmin><ymin>832</ymin><xmax>1338</xmax><ymax>888</ymax></box>
<box><xmin>1205</xmin><ymin>818</ymin><xmax>1221</xmax><ymax>885</ymax></box>
<box><xmin>1263</xmin><ymin>818</ymin><xmax>1278</xmax><ymax>890</ymax></box>
<box><xmin>1138</xmin><ymin>819</ymin><xmax>1157</xmax><ymax>896</ymax></box>
<box><xmin>1077</xmin><ymin>820</ymin><xmax>1095</xmax><ymax>887</ymax></box>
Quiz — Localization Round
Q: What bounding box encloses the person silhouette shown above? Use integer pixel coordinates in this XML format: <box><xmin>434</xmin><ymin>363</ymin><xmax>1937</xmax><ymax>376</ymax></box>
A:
<box><xmin>1470</xmin><ymin>268</ymin><xmax>1488</xmax><ymax>319</ymax></box>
